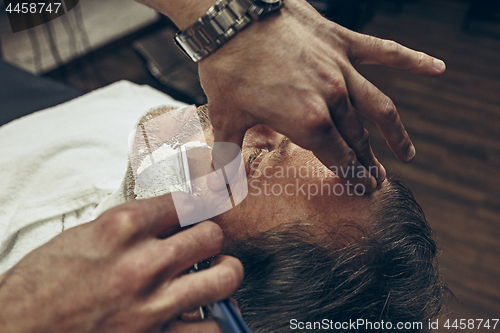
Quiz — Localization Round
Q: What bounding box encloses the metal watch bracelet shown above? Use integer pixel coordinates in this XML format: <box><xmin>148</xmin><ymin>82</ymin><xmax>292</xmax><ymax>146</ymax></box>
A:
<box><xmin>174</xmin><ymin>0</ymin><xmax>283</xmax><ymax>62</ymax></box>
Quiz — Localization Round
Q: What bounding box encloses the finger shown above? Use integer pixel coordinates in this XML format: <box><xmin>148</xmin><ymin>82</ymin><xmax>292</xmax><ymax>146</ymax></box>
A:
<box><xmin>98</xmin><ymin>192</ymin><xmax>204</xmax><ymax>243</ymax></box>
<box><xmin>350</xmin><ymin>33</ymin><xmax>446</xmax><ymax>76</ymax></box>
<box><xmin>149</xmin><ymin>255</ymin><xmax>243</xmax><ymax>320</ymax></box>
<box><xmin>143</xmin><ymin>221</ymin><xmax>224</xmax><ymax>280</ymax></box>
<box><xmin>315</xmin><ymin>128</ymin><xmax>378</xmax><ymax>193</ymax></box>
<box><xmin>209</xmin><ymin>127</ymin><xmax>246</xmax><ymax>191</ymax></box>
<box><xmin>163</xmin><ymin>319</ymin><xmax>222</xmax><ymax>333</ymax></box>
<box><xmin>328</xmin><ymin>96</ymin><xmax>386</xmax><ymax>183</ymax></box>
<box><xmin>282</xmin><ymin>96</ymin><xmax>378</xmax><ymax>193</ymax></box>
<box><xmin>345</xmin><ymin>68</ymin><xmax>416</xmax><ymax>163</ymax></box>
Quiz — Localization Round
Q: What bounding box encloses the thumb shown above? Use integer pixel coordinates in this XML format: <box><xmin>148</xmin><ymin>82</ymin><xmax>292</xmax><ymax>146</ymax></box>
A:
<box><xmin>208</xmin><ymin>128</ymin><xmax>245</xmax><ymax>191</ymax></box>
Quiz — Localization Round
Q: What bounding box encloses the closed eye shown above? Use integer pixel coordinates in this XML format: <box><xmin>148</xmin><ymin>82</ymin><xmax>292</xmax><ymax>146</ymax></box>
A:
<box><xmin>248</xmin><ymin>148</ymin><xmax>268</xmax><ymax>166</ymax></box>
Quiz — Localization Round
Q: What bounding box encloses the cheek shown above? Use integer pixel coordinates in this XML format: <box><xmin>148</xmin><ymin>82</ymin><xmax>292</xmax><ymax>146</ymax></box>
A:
<box><xmin>247</xmin><ymin>179</ymin><xmax>310</xmax><ymax>220</ymax></box>
<box><xmin>211</xmin><ymin>194</ymin><xmax>259</xmax><ymax>235</ymax></box>
<box><xmin>213</xmin><ymin>187</ymin><xmax>290</xmax><ymax>237</ymax></box>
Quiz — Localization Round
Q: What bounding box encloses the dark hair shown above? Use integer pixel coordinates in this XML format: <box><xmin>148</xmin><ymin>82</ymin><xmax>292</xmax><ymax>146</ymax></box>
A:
<box><xmin>222</xmin><ymin>178</ymin><xmax>448</xmax><ymax>332</ymax></box>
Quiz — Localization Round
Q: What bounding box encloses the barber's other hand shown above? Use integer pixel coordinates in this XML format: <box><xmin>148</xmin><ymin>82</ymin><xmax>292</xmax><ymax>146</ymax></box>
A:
<box><xmin>200</xmin><ymin>0</ymin><xmax>445</xmax><ymax>192</ymax></box>
<box><xmin>0</xmin><ymin>193</ymin><xmax>242</xmax><ymax>333</ymax></box>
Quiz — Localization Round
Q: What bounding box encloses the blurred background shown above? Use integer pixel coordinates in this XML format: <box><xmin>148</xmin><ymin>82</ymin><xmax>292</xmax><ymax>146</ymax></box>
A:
<box><xmin>1</xmin><ymin>0</ymin><xmax>499</xmax><ymax>330</ymax></box>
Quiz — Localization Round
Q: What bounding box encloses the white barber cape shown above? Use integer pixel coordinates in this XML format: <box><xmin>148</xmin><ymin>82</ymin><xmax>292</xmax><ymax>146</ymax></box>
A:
<box><xmin>0</xmin><ymin>81</ymin><xmax>187</xmax><ymax>274</ymax></box>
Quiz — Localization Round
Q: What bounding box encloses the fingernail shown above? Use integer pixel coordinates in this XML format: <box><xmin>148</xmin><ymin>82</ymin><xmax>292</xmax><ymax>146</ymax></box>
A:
<box><xmin>407</xmin><ymin>145</ymin><xmax>416</xmax><ymax>161</ymax></box>
<box><xmin>433</xmin><ymin>58</ymin><xmax>445</xmax><ymax>72</ymax></box>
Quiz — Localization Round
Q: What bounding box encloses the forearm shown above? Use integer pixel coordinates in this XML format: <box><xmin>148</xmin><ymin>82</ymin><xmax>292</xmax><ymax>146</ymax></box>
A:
<box><xmin>136</xmin><ymin>0</ymin><xmax>218</xmax><ymax>30</ymax></box>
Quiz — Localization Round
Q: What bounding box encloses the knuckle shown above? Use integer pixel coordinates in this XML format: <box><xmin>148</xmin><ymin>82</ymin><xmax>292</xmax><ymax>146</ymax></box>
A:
<box><xmin>416</xmin><ymin>51</ymin><xmax>425</xmax><ymax>67</ymax></box>
<box><xmin>365</xmin><ymin>35</ymin><xmax>381</xmax><ymax>51</ymax></box>
<box><xmin>358</xmin><ymin>78</ymin><xmax>372</xmax><ymax>101</ymax></box>
<box><xmin>395</xmin><ymin>130</ymin><xmax>411</xmax><ymax>150</ymax></box>
<box><xmin>345</xmin><ymin>149</ymin><xmax>357</xmax><ymax>166</ymax></box>
<box><xmin>377</xmin><ymin>97</ymin><xmax>398</xmax><ymax>123</ymax></box>
<box><xmin>302</xmin><ymin>102</ymin><xmax>332</xmax><ymax>136</ymax></box>
<box><xmin>384</xmin><ymin>40</ymin><xmax>401</xmax><ymax>57</ymax></box>
<box><xmin>323</xmin><ymin>73</ymin><xmax>348</xmax><ymax>100</ymax></box>
<box><xmin>353</xmin><ymin>129</ymin><xmax>371</xmax><ymax>156</ymax></box>
<box><xmin>100</xmin><ymin>207</ymin><xmax>141</xmax><ymax>240</ymax></box>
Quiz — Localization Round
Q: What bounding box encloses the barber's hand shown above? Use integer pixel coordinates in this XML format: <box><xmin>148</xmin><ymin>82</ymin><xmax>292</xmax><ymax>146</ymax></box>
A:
<box><xmin>200</xmin><ymin>0</ymin><xmax>446</xmax><ymax>192</ymax></box>
<box><xmin>0</xmin><ymin>193</ymin><xmax>243</xmax><ymax>333</ymax></box>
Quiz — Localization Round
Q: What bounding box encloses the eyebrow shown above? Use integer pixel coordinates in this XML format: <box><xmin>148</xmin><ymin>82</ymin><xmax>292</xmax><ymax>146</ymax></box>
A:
<box><xmin>270</xmin><ymin>137</ymin><xmax>291</xmax><ymax>163</ymax></box>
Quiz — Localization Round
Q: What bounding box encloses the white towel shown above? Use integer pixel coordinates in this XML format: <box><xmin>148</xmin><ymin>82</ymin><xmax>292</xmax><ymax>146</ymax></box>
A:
<box><xmin>0</xmin><ymin>81</ymin><xmax>186</xmax><ymax>273</ymax></box>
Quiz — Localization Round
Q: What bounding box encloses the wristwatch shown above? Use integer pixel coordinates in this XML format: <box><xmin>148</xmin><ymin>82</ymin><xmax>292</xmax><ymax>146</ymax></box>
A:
<box><xmin>174</xmin><ymin>0</ymin><xmax>284</xmax><ymax>62</ymax></box>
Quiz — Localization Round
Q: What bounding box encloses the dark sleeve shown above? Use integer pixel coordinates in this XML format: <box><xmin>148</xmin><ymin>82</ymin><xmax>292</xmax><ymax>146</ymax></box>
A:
<box><xmin>0</xmin><ymin>60</ymin><xmax>83</xmax><ymax>126</ymax></box>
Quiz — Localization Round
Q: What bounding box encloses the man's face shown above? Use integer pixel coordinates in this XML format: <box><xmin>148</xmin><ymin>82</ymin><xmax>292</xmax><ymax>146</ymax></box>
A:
<box><xmin>129</xmin><ymin>105</ymin><xmax>377</xmax><ymax>239</ymax></box>
<box><xmin>204</xmin><ymin>124</ymin><xmax>375</xmax><ymax>240</ymax></box>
